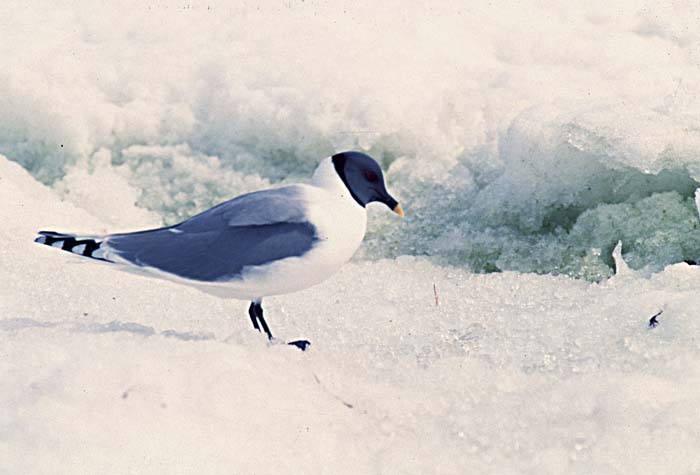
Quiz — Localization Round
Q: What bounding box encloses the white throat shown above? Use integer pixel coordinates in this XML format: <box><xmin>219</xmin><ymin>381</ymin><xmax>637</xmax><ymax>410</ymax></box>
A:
<box><xmin>311</xmin><ymin>157</ymin><xmax>359</xmax><ymax>206</ymax></box>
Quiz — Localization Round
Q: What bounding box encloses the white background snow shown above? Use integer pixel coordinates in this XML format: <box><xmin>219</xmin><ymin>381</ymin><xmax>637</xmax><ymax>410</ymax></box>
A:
<box><xmin>2</xmin><ymin>1</ymin><xmax>700</xmax><ymax>473</ymax></box>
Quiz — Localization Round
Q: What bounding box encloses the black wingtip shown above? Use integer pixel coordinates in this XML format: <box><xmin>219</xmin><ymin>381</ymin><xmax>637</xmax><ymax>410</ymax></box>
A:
<box><xmin>33</xmin><ymin>231</ymin><xmax>112</xmax><ymax>262</ymax></box>
<box><xmin>36</xmin><ymin>230</ymin><xmax>66</xmax><ymax>241</ymax></box>
<box><xmin>35</xmin><ymin>231</ymin><xmax>68</xmax><ymax>246</ymax></box>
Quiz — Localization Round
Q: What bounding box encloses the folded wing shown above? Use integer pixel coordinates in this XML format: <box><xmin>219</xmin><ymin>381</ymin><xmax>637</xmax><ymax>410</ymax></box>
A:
<box><xmin>106</xmin><ymin>186</ymin><xmax>318</xmax><ymax>282</ymax></box>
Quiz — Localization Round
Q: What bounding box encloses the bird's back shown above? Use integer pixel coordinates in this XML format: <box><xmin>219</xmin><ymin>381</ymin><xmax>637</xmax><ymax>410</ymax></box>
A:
<box><xmin>36</xmin><ymin>185</ymin><xmax>321</xmax><ymax>284</ymax></box>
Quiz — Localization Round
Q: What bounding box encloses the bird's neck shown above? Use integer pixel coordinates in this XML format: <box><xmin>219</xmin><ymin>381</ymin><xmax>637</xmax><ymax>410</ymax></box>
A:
<box><xmin>311</xmin><ymin>157</ymin><xmax>363</xmax><ymax>208</ymax></box>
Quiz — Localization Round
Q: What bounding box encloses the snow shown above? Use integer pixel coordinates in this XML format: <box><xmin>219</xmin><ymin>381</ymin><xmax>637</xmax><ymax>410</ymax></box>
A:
<box><xmin>3</xmin><ymin>1</ymin><xmax>700</xmax><ymax>472</ymax></box>
<box><xmin>2</xmin><ymin>1</ymin><xmax>700</xmax><ymax>276</ymax></box>
<box><xmin>4</xmin><ymin>155</ymin><xmax>700</xmax><ymax>473</ymax></box>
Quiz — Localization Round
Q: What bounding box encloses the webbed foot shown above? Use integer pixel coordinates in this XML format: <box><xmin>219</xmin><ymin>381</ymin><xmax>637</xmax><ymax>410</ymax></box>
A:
<box><xmin>288</xmin><ymin>340</ymin><xmax>311</xmax><ymax>351</ymax></box>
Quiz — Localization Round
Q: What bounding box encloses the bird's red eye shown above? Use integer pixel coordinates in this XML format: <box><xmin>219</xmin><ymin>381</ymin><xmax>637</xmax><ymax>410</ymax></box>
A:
<box><xmin>364</xmin><ymin>170</ymin><xmax>378</xmax><ymax>182</ymax></box>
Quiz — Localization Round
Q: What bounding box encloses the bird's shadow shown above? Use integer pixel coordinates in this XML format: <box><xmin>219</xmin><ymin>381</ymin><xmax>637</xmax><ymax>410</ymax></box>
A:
<box><xmin>0</xmin><ymin>317</ymin><xmax>216</xmax><ymax>342</ymax></box>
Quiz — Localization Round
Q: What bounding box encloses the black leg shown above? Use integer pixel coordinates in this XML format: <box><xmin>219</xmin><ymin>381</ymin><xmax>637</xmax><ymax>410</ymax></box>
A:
<box><xmin>246</xmin><ymin>300</ymin><xmax>310</xmax><ymax>351</ymax></box>
<box><xmin>253</xmin><ymin>302</ymin><xmax>273</xmax><ymax>340</ymax></box>
<box><xmin>248</xmin><ymin>302</ymin><xmax>261</xmax><ymax>332</ymax></box>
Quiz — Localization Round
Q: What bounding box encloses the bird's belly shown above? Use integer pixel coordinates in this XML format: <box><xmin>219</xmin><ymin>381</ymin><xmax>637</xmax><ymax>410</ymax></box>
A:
<box><xmin>223</xmin><ymin>251</ymin><xmax>343</xmax><ymax>299</ymax></box>
<box><xmin>220</xmin><ymin>201</ymin><xmax>367</xmax><ymax>300</ymax></box>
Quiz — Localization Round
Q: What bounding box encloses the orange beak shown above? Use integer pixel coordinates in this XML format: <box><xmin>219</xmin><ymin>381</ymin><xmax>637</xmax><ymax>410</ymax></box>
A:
<box><xmin>393</xmin><ymin>204</ymin><xmax>404</xmax><ymax>217</ymax></box>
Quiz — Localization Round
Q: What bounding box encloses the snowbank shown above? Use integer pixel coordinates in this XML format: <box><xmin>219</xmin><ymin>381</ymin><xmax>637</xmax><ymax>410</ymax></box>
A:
<box><xmin>2</xmin><ymin>1</ymin><xmax>700</xmax><ymax>276</ymax></box>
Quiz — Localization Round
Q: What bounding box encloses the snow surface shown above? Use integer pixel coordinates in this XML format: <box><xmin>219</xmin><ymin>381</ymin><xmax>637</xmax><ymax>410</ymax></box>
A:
<box><xmin>3</xmin><ymin>1</ymin><xmax>700</xmax><ymax>473</ymax></box>
<box><xmin>4</xmin><ymin>159</ymin><xmax>700</xmax><ymax>473</ymax></box>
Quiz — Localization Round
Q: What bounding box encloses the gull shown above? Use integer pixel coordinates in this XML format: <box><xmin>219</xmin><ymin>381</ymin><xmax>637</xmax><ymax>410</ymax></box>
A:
<box><xmin>35</xmin><ymin>151</ymin><xmax>403</xmax><ymax>350</ymax></box>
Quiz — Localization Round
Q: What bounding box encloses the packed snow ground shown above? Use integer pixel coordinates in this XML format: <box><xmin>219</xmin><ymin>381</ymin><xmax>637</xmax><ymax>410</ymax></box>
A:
<box><xmin>3</xmin><ymin>156</ymin><xmax>700</xmax><ymax>473</ymax></box>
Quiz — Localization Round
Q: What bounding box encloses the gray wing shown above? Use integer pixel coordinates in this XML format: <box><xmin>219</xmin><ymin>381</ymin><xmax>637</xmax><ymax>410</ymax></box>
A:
<box><xmin>105</xmin><ymin>186</ymin><xmax>318</xmax><ymax>282</ymax></box>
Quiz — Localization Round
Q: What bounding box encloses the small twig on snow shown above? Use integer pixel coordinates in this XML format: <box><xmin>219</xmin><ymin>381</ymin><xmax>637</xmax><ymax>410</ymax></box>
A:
<box><xmin>648</xmin><ymin>310</ymin><xmax>663</xmax><ymax>328</ymax></box>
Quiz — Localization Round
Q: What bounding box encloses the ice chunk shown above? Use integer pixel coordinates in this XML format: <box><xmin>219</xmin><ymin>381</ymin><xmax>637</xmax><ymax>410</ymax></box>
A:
<box><xmin>612</xmin><ymin>241</ymin><xmax>631</xmax><ymax>277</ymax></box>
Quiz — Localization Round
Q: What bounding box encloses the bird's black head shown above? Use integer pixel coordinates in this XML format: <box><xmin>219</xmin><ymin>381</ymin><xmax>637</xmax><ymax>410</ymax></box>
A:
<box><xmin>331</xmin><ymin>151</ymin><xmax>403</xmax><ymax>216</ymax></box>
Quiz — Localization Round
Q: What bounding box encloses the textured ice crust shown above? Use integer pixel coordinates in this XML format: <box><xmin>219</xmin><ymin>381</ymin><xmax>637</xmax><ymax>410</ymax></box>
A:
<box><xmin>373</xmin><ymin>105</ymin><xmax>700</xmax><ymax>280</ymax></box>
<box><xmin>3</xmin><ymin>156</ymin><xmax>700</xmax><ymax>473</ymax></box>
<box><xmin>3</xmin><ymin>2</ymin><xmax>700</xmax><ymax>278</ymax></box>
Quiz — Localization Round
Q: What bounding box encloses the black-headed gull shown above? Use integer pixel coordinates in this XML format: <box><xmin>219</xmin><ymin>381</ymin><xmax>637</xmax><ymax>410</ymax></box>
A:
<box><xmin>35</xmin><ymin>151</ymin><xmax>403</xmax><ymax>350</ymax></box>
